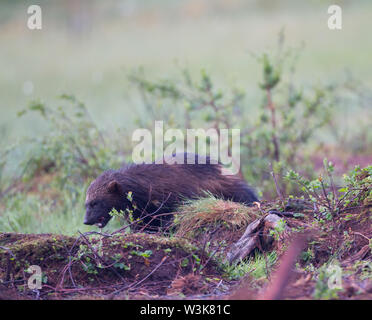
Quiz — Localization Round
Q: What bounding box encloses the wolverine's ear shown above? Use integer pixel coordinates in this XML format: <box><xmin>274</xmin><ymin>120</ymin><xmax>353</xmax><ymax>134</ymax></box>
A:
<box><xmin>107</xmin><ymin>180</ymin><xmax>121</xmax><ymax>194</ymax></box>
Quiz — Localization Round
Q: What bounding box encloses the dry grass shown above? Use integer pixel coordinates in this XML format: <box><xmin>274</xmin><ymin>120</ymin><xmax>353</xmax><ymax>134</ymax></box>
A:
<box><xmin>174</xmin><ymin>197</ymin><xmax>261</xmax><ymax>239</ymax></box>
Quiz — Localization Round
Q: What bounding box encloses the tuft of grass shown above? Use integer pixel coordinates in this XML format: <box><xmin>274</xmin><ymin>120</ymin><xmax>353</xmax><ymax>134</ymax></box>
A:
<box><xmin>223</xmin><ymin>251</ymin><xmax>277</xmax><ymax>281</ymax></box>
<box><xmin>173</xmin><ymin>195</ymin><xmax>260</xmax><ymax>238</ymax></box>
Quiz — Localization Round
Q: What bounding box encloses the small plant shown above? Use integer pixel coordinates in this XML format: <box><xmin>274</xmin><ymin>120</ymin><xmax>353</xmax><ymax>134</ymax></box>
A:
<box><xmin>112</xmin><ymin>253</ymin><xmax>130</xmax><ymax>271</ymax></box>
<box><xmin>285</xmin><ymin>162</ymin><xmax>371</xmax><ymax>220</ymax></box>
<box><xmin>129</xmin><ymin>33</ymin><xmax>347</xmax><ymax>198</ymax></box>
<box><xmin>125</xmin><ymin>191</ymin><xmax>137</xmax><ymax>224</ymax></box>
<box><xmin>269</xmin><ymin>218</ymin><xmax>287</xmax><ymax>241</ymax></box>
<box><xmin>109</xmin><ymin>208</ymin><xmax>125</xmax><ymax>220</ymax></box>
<box><xmin>313</xmin><ymin>264</ymin><xmax>343</xmax><ymax>300</ymax></box>
<box><xmin>16</xmin><ymin>96</ymin><xmax>120</xmax><ymax>186</ymax></box>
<box><xmin>352</xmin><ymin>260</ymin><xmax>372</xmax><ymax>281</ymax></box>
<box><xmin>223</xmin><ymin>251</ymin><xmax>277</xmax><ymax>280</ymax></box>
<box><xmin>300</xmin><ymin>248</ymin><xmax>315</xmax><ymax>263</ymax></box>
<box><xmin>341</xmin><ymin>165</ymin><xmax>372</xmax><ymax>207</ymax></box>
<box><xmin>130</xmin><ymin>249</ymin><xmax>153</xmax><ymax>258</ymax></box>
<box><xmin>109</xmin><ymin>191</ymin><xmax>140</xmax><ymax>231</ymax></box>
<box><xmin>181</xmin><ymin>258</ymin><xmax>189</xmax><ymax>268</ymax></box>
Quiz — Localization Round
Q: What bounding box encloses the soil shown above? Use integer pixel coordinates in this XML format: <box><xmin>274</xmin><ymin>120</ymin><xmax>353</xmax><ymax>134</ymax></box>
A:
<box><xmin>0</xmin><ymin>197</ymin><xmax>370</xmax><ymax>300</ymax></box>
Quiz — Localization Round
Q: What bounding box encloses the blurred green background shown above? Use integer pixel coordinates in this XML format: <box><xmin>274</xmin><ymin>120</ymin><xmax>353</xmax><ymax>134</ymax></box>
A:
<box><xmin>1</xmin><ymin>0</ymin><xmax>371</xmax><ymax>142</ymax></box>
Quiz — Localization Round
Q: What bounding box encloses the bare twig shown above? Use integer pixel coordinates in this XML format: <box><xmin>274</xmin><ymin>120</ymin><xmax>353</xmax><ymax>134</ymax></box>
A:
<box><xmin>319</xmin><ymin>178</ymin><xmax>334</xmax><ymax>215</ymax></box>
<box><xmin>110</xmin><ymin>193</ymin><xmax>173</xmax><ymax>235</ymax></box>
<box><xmin>269</xmin><ymin>162</ymin><xmax>285</xmax><ymax>208</ymax></box>
<box><xmin>266</xmin><ymin>88</ymin><xmax>280</xmax><ymax>161</ymax></box>
<box><xmin>112</xmin><ymin>256</ymin><xmax>168</xmax><ymax>295</ymax></box>
<box><xmin>78</xmin><ymin>231</ymin><xmax>125</xmax><ymax>282</ymax></box>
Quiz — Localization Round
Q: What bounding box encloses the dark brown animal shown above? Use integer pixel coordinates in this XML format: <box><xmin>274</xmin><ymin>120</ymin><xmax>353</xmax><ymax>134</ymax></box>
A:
<box><xmin>84</xmin><ymin>153</ymin><xmax>258</xmax><ymax>230</ymax></box>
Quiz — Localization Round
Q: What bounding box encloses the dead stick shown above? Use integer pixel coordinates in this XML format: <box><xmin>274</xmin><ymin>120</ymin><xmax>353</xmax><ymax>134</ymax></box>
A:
<box><xmin>269</xmin><ymin>162</ymin><xmax>285</xmax><ymax>208</ymax></box>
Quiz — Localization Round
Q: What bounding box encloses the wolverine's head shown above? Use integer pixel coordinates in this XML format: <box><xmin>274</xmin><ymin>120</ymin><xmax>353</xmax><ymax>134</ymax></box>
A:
<box><xmin>84</xmin><ymin>172</ymin><xmax>125</xmax><ymax>228</ymax></box>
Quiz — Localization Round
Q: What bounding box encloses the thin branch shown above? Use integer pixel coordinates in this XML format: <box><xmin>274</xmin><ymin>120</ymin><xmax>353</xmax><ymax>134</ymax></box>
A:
<box><xmin>111</xmin><ymin>256</ymin><xmax>168</xmax><ymax>295</ymax></box>
<box><xmin>269</xmin><ymin>162</ymin><xmax>285</xmax><ymax>208</ymax></box>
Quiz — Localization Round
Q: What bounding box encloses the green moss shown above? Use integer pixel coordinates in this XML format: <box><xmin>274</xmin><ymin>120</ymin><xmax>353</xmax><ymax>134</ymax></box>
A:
<box><xmin>111</xmin><ymin>233</ymin><xmax>200</xmax><ymax>255</ymax></box>
<box><xmin>0</xmin><ymin>233</ymin><xmax>76</xmax><ymax>279</ymax></box>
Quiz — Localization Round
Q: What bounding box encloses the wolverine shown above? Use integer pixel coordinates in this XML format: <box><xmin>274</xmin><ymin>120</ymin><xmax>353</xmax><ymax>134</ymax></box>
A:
<box><xmin>84</xmin><ymin>153</ymin><xmax>258</xmax><ymax>230</ymax></box>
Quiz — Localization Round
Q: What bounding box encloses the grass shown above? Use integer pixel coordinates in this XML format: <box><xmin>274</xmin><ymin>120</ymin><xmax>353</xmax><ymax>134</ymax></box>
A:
<box><xmin>1</xmin><ymin>1</ymin><xmax>372</xmax><ymax>143</ymax></box>
<box><xmin>224</xmin><ymin>251</ymin><xmax>277</xmax><ymax>281</ymax></box>
<box><xmin>0</xmin><ymin>190</ymin><xmax>122</xmax><ymax>235</ymax></box>
<box><xmin>174</xmin><ymin>195</ymin><xmax>260</xmax><ymax>238</ymax></box>
<box><xmin>0</xmin><ymin>2</ymin><xmax>370</xmax><ymax>301</ymax></box>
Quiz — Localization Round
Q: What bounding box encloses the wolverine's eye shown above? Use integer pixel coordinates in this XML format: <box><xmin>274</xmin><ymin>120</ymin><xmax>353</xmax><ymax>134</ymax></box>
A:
<box><xmin>90</xmin><ymin>201</ymin><xmax>98</xmax><ymax>208</ymax></box>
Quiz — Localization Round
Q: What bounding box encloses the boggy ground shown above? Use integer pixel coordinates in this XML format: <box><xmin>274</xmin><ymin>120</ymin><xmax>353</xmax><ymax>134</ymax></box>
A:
<box><xmin>0</xmin><ymin>232</ymin><xmax>223</xmax><ymax>300</ymax></box>
<box><xmin>0</xmin><ymin>194</ymin><xmax>371</xmax><ymax>300</ymax></box>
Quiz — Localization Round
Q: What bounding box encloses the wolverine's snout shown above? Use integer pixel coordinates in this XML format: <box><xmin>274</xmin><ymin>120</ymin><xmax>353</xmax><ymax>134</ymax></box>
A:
<box><xmin>83</xmin><ymin>216</ymin><xmax>94</xmax><ymax>225</ymax></box>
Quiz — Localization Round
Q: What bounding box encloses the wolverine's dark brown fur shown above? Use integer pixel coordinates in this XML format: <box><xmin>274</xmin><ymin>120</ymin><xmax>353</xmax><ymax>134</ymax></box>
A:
<box><xmin>84</xmin><ymin>154</ymin><xmax>258</xmax><ymax>230</ymax></box>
